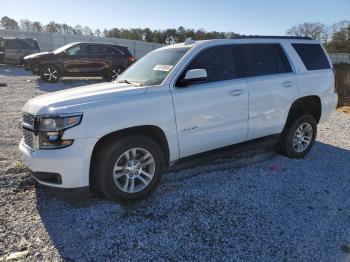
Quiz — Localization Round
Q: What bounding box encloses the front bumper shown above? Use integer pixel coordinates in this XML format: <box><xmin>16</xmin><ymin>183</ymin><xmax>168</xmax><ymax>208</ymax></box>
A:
<box><xmin>19</xmin><ymin>137</ymin><xmax>98</xmax><ymax>189</ymax></box>
<box><xmin>320</xmin><ymin>92</ymin><xmax>338</xmax><ymax>122</ymax></box>
<box><xmin>23</xmin><ymin>59</ymin><xmax>40</xmax><ymax>74</ymax></box>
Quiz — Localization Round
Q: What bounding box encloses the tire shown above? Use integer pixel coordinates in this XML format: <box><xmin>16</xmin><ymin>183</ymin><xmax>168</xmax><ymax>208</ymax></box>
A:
<box><xmin>40</xmin><ymin>65</ymin><xmax>61</xmax><ymax>83</ymax></box>
<box><xmin>94</xmin><ymin>135</ymin><xmax>165</xmax><ymax>202</ymax></box>
<box><xmin>107</xmin><ymin>66</ymin><xmax>123</xmax><ymax>81</ymax></box>
<box><xmin>278</xmin><ymin>114</ymin><xmax>317</xmax><ymax>158</ymax></box>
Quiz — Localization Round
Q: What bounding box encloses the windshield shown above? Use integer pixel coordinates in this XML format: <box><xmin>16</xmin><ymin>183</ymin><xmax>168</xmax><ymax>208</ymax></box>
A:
<box><xmin>117</xmin><ymin>47</ymin><xmax>190</xmax><ymax>86</ymax></box>
<box><xmin>53</xmin><ymin>43</ymin><xmax>76</xmax><ymax>54</ymax></box>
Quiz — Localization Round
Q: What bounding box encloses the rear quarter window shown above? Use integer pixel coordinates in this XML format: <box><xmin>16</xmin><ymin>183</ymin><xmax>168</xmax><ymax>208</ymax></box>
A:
<box><xmin>292</xmin><ymin>43</ymin><xmax>330</xmax><ymax>70</ymax></box>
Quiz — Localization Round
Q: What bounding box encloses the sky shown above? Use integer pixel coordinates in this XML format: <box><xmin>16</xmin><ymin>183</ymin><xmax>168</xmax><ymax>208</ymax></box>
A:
<box><xmin>0</xmin><ymin>0</ymin><xmax>349</xmax><ymax>35</ymax></box>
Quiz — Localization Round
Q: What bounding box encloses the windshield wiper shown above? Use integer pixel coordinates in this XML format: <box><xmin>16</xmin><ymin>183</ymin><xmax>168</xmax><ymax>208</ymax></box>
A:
<box><xmin>118</xmin><ymin>79</ymin><xmax>143</xmax><ymax>86</ymax></box>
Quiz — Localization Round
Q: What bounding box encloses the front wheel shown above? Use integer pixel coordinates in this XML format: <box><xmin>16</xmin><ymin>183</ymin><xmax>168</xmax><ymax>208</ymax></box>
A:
<box><xmin>278</xmin><ymin>114</ymin><xmax>317</xmax><ymax>158</ymax></box>
<box><xmin>40</xmin><ymin>65</ymin><xmax>61</xmax><ymax>83</ymax></box>
<box><xmin>94</xmin><ymin>135</ymin><xmax>165</xmax><ymax>202</ymax></box>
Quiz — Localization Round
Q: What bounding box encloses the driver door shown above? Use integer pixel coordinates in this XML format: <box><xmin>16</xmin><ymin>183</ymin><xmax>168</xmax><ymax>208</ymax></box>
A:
<box><xmin>171</xmin><ymin>45</ymin><xmax>249</xmax><ymax>158</ymax></box>
<box><xmin>63</xmin><ymin>44</ymin><xmax>90</xmax><ymax>74</ymax></box>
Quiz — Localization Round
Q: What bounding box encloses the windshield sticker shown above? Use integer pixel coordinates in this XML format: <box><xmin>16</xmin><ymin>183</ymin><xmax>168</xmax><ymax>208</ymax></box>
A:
<box><xmin>153</xmin><ymin>64</ymin><xmax>173</xmax><ymax>72</ymax></box>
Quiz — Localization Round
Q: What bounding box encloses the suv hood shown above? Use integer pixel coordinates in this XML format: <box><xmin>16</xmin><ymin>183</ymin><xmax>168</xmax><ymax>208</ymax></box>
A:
<box><xmin>22</xmin><ymin>82</ymin><xmax>147</xmax><ymax>114</ymax></box>
<box><xmin>23</xmin><ymin>52</ymin><xmax>53</xmax><ymax>60</ymax></box>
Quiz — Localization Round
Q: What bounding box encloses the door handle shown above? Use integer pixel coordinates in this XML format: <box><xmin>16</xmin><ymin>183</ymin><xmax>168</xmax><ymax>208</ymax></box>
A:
<box><xmin>106</xmin><ymin>57</ymin><xmax>113</xmax><ymax>60</ymax></box>
<box><xmin>281</xmin><ymin>81</ymin><xmax>293</xmax><ymax>88</ymax></box>
<box><xmin>229</xmin><ymin>90</ymin><xmax>245</xmax><ymax>96</ymax></box>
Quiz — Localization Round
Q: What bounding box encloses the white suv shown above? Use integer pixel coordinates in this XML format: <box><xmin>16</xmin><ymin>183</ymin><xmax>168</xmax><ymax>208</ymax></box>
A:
<box><xmin>19</xmin><ymin>36</ymin><xmax>338</xmax><ymax>202</ymax></box>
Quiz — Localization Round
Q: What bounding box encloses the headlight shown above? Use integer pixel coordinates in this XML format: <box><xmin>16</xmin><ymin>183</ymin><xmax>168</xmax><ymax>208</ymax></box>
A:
<box><xmin>38</xmin><ymin>113</ymin><xmax>82</xmax><ymax>149</ymax></box>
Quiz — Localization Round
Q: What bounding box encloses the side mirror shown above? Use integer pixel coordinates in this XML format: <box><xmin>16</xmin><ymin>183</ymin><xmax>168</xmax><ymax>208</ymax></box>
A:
<box><xmin>179</xmin><ymin>69</ymin><xmax>208</xmax><ymax>87</ymax></box>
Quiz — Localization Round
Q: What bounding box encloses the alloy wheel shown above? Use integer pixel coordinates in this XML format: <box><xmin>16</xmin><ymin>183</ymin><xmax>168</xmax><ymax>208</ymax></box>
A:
<box><xmin>111</xmin><ymin>68</ymin><xmax>121</xmax><ymax>80</ymax></box>
<box><xmin>292</xmin><ymin>122</ymin><xmax>313</xmax><ymax>153</ymax></box>
<box><xmin>43</xmin><ymin>66</ymin><xmax>59</xmax><ymax>82</ymax></box>
<box><xmin>112</xmin><ymin>148</ymin><xmax>155</xmax><ymax>193</ymax></box>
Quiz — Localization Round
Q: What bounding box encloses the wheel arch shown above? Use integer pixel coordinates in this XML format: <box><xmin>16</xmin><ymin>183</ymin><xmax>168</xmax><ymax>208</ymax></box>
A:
<box><xmin>284</xmin><ymin>95</ymin><xmax>322</xmax><ymax>129</ymax></box>
<box><xmin>89</xmin><ymin>125</ymin><xmax>170</xmax><ymax>188</ymax></box>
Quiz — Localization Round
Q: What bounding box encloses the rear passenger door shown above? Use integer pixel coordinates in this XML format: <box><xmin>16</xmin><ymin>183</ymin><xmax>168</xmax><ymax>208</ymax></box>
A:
<box><xmin>172</xmin><ymin>45</ymin><xmax>248</xmax><ymax>158</ymax></box>
<box><xmin>233</xmin><ymin>44</ymin><xmax>298</xmax><ymax>140</ymax></box>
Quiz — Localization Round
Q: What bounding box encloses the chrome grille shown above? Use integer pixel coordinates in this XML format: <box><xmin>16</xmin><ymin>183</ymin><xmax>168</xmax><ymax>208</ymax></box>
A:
<box><xmin>22</xmin><ymin>113</ymin><xmax>38</xmax><ymax>150</ymax></box>
<box><xmin>23</xmin><ymin>129</ymin><xmax>34</xmax><ymax>149</ymax></box>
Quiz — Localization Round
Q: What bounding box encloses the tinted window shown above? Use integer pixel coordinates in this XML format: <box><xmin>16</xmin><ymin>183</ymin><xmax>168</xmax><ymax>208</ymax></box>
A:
<box><xmin>292</xmin><ymin>43</ymin><xmax>330</xmax><ymax>70</ymax></box>
<box><xmin>232</xmin><ymin>44</ymin><xmax>291</xmax><ymax>77</ymax></box>
<box><xmin>100</xmin><ymin>46</ymin><xmax>122</xmax><ymax>55</ymax></box>
<box><xmin>21</xmin><ymin>40</ymin><xmax>39</xmax><ymax>49</ymax></box>
<box><xmin>5</xmin><ymin>39</ymin><xmax>22</xmax><ymax>49</ymax></box>
<box><xmin>87</xmin><ymin>45</ymin><xmax>100</xmax><ymax>55</ymax></box>
<box><xmin>67</xmin><ymin>44</ymin><xmax>87</xmax><ymax>55</ymax></box>
<box><xmin>86</xmin><ymin>45</ymin><xmax>123</xmax><ymax>55</ymax></box>
<box><xmin>184</xmin><ymin>45</ymin><xmax>237</xmax><ymax>83</ymax></box>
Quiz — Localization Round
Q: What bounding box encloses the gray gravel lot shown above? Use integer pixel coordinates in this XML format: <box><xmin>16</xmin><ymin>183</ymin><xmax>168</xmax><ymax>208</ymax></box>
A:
<box><xmin>0</xmin><ymin>65</ymin><xmax>350</xmax><ymax>261</ymax></box>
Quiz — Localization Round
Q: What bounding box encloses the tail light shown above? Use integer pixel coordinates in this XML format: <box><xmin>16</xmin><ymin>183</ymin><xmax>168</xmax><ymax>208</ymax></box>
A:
<box><xmin>127</xmin><ymin>56</ymin><xmax>135</xmax><ymax>64</ymax></box>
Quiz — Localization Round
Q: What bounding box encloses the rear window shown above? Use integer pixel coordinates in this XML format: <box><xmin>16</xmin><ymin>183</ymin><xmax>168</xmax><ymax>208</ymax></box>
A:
<box><xmin>292</xmin><ymin>43</ymin><xmax>330</xmax><ymax>70</ymax></box>
<box><xmin>232</xmin><ymin>44</ymin><xmax>292</xmax><ymax>78</ymax></box>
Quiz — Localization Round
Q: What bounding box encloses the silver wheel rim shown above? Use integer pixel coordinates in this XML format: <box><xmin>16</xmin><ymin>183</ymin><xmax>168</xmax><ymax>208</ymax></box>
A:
<box><xmin>292</xmin><ymin>123</ymin><xmax>313</xmax><ymax>153</ymax></box>
<box><xmin>113</xmin><ymin>148</ymin><xmax>155</xmax><ymax>193</ymax></box>
<box><xmin>43</xmin><ymin>66</ymin><xmax>58</xmax><ymax>81</ymax></box>
<box><xmin>111</xmin><ymin>68</ymin><xmax>121</xmax><ymax>80</ymax></box>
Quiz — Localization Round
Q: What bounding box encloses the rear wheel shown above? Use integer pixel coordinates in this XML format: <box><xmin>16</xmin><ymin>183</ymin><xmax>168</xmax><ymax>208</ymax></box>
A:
<box><xmin>94</xmin><ymin>135</ymin><xmax>165</xmax><ymax>202</ymax></box>
<box><xmin>40</xmin><ymin>65</ymin><xmax>61</xmax><ymax>83</ymax></box>
<box><xmin>278</xmin><ymin>114</ymin><xmax>317</xmax><ymax>158</ymax></box>
<box><xmin>107</xmin><ymin>66</ymin><xmax>123</xmax><ymax>81</ymax></box>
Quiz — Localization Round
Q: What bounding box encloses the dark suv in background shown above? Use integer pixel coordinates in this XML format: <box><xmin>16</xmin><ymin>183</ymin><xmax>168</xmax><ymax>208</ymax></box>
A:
<box><xmin>0</xmin><ymin>37</ymin><xmax>40</xmax><ymax>64</ymax></box>
<box><xmin>23</xmin><ymin>42</ymin><xmax>135</xmax><ymax>82</ymax></box>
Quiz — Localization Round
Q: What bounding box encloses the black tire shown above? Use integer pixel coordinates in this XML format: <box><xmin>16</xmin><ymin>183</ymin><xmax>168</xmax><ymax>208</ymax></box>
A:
<box><xmin>278</xmin><ymin>114</ymin><xmax>317</xmax><ymax>158</ymax></box>
<box><xmin>93</xmin><ymin>135</ymin><xmax>165</xmax><ymax>202</ymax></box>
<box><xmin>107</xmin><ymin>66</ymin><xmax>123</xmax><ymax>81</ymax></box>
<box><xmin>40</xmin><ymin>64</ymin><xmax>61</xmax><ymax>83</ymax></box>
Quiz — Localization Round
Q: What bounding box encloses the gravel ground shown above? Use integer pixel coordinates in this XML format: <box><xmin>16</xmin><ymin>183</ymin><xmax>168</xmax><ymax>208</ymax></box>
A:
<box><xmin>0</xmin><ymin>65</ymin><xmax>350</xmax><ymax>261</ymax></box>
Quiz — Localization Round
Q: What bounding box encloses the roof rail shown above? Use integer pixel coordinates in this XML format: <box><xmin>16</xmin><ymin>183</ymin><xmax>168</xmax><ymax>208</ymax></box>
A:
<box><xmin>230</xmin><ymin>35</ymin><xmax>313</xmax><ymax>40</ymax></box>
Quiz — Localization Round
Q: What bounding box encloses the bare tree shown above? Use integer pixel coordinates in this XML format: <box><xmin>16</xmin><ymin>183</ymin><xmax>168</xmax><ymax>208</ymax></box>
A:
<box><xmin>19</xmin><ymin>19</ymin><xmax>32</xmax><ymax>31</ymax></box>
<box><xmin>0</xmin><ymin>16</ymin><xmax>19</xmax><ymax>30</ymax></box>
<box><xmin>74</xmin><ymin>25</ymin><xmax>83</xmax><ymax>35</ymax></box>
<box><xmin>286</xmin><ymin>22</ymin><xmax>329</xmax><ymax>42</ymax></box>
<box><xmin>32</xmin><ymin>21</ymin><xmax>43</xmax><ymax>32</ymax></box>
<box><xmin>94</xmin><ymin>29</ymin><xmax>102</xmax><ymax>37</ymax></box>
<box><xmin>82</xmin><ymin>26</ymin><xmax>93</xmax><ymax>36</ymax></box>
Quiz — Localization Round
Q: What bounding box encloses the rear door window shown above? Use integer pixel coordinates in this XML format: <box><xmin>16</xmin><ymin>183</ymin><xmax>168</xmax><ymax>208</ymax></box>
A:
<box><xmin>100</xmin><ymin>46</ymin><xmax>122</xmax><ymax>55</ymax></box>
<box><xmin>183</xmin><ymin>45</ymin><xmax>237</xmax><ymax>83</ymax></box>
<box><xmin>292</xmin><ymin>43</ymin><xmax>330</xmax><ymax>70</ymax></box>
<box><xmin>232</xmin><ymin>44</ymin><xmax>292</xmax><ymax>78</ymax></box>
<box><xmin>5</xmin><ymin>39</ymin><xmax>22</xmax><ymax>49</ymax></box>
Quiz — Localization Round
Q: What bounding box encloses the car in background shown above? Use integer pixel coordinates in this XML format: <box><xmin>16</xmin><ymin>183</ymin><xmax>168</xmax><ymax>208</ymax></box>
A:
<box><xmin>0</xmin><ymin>37</ymin><xmax>40</xmax><ymax>65</ymax></box>
<box><xmin>23</xmin><ymin>42</ymin><xmax>135</xmax><ymax>82</ymax></box>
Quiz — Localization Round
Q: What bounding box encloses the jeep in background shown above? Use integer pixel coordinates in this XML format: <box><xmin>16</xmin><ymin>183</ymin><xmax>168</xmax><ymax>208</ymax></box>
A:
<box><xmin>19</xmin><ymin>36</ymin><xmax>338</xmax><ymax>202</ymax></box>
<box><xmin>23</xmin><ymin>42</ymin><xmax>135</xmax><ymax>82</ymax></box>
<box><xmin>0</xmin><ymin>37</ymin><xmax>40</xmax><ymax>64</ymax></box>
